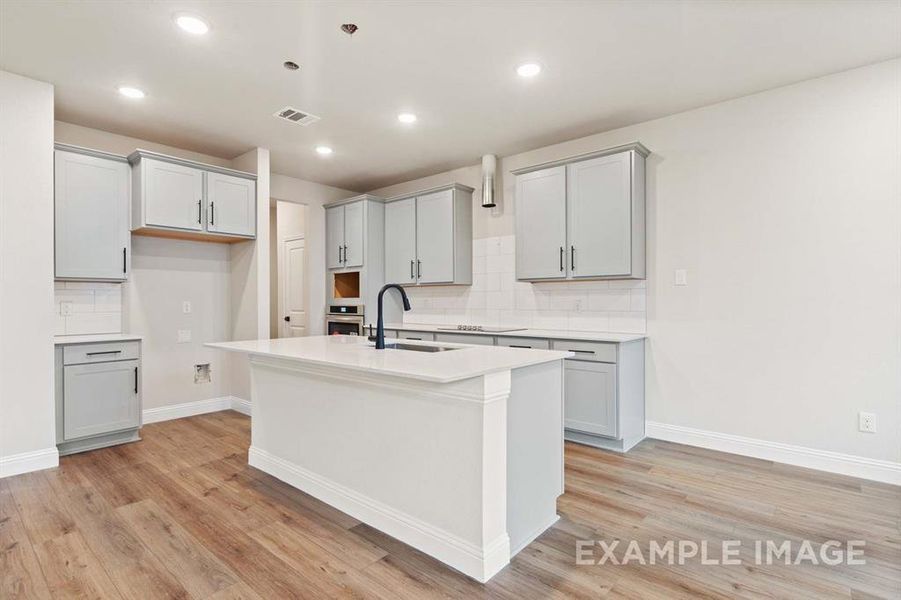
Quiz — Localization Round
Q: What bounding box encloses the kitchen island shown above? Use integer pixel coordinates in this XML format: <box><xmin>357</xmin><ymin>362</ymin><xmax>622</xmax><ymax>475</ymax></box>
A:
<box><xmin>207</xmin><ymin>335</ymin><xmax>570</xmax><ymax>582</ymax></box>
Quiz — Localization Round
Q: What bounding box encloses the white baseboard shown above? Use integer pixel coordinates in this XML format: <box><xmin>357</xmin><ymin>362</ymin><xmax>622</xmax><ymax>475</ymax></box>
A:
<box><xmin>249</xmin><ymin>445</ymin><xmax>510</xmax><ymax>582</ymax></box>
<box><xmin>142</xmin><ymin>396</ymin><xmax>234</xmax><ymax>424</ymax></box>
<box><xmin>646</xmin><ymin>422</ymin><xmax>901</xmax><ymax>486</ymax></box>
<box><xmin>230</xmin><ymin>397</ymin><xmax>251</xmax><ymax>416</ymax></box>
<box><xmin>0</xmin><ymin>447</ymin><xmax>59</xmax><ymax>479</ymax></box>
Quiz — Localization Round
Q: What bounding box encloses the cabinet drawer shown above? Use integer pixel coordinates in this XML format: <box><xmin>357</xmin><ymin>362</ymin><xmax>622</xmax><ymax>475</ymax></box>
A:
<box><xmin>496</xmin><ymin>337</ymin><xmax>550</xmax><ymax>350</ymax></box>
<box><xmin>63</xmin><ymin>342</ymin><xmax>140</xmax><ymax>365</ymax></box>
<box><xmin>397</xmin><ymin>330</ymin><xmax>435</xmax><ymax>341</ymax></box>
<box><xmin>551</xmin><ymin>339</ymin><xmax>616</xmax><ymax>363</ymax></box>
<box><xmin>434</xmin><ymin>332</ymin><xmax>494</xmax><ymax>345</ymax></box>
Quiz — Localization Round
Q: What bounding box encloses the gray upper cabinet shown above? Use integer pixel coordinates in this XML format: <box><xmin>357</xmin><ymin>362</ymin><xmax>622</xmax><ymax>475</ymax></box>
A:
<box><xmin>343</xmin><ymin>201</ymin><xmax>364</xmax><ymax>268</ymax></box>
<box><xmin>513</xmin><ymin>142</ymin><xmax>648</xmax><ymax>281</ymax></box>
<box><xmin>514</xmin><ymin>166</ymin><xmax>567</xmax><ymax>280</ymax></box>
<box><xmin>326</xmin><ymin>200</ymin><xmax>364</xmax><ymax>269</ymax></box>
<box><xmin>207</xmin><ymin>171</ymin><xmax>255</xmax><ymax>236</ymax></box>
<box><xmin>567</xmin><ymin>152</ymin><xmax>632</xmax><ymax>278</ymax></box>
<box><xmin>54</xmin><ymin>145</ymin><xmax>131</xmax><ymax>281</ymax></box>
<box><xmin>143</xmin><ymin>158</ymin><xmax>204</xmax><ymax>231</ymax></box>
<box><xmin>383</xmin><ymin>183</ymin><xmax>473</xmax><ymax>286</ymax></box>
<box><xmin>384</xmin><ymin>198</ymin><xmax>417</xmax><ymax>283</ymax></box>
<box><xmin>415</xmin><ymin>189</ymin><xmax>455</xmax><ymax>284</ymax></box>
<box><xmin>129</xmin><ymin>150</ymin><xmax>256</xmax><ymax>242</ymax></box>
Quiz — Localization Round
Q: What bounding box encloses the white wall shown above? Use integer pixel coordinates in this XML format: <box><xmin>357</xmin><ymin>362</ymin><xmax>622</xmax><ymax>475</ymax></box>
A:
<box><xmin>371</xmin><ymin>60</ymin><xmax>901</xmax><ymax>465</ymax></box>
<box><xmin>125</xmin><ymin>236</ymin><xmax>232</xmax><ymax>409</ymax></box>
<box><xmin>270</xmin><ymin>174</ymin><xmax>358</xmax><ymax>335</ymax></box>
<box><xmin>0</xmin><ymin>71</ymin><xmax>57</xmax><ymax>473</ymax></box>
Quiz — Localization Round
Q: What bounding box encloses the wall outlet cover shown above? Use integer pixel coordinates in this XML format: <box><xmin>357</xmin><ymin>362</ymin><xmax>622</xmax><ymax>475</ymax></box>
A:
<box><xmin>858</xmin><ymin>412</ymin><xmax>876</xmax><ymax>433</ymax></box>
<box><xmin>674</xmin><ymin>269</ymin><xmax>688</xmax><ymax>286</ymax></box>
<box><xmin>60</xmin><ymin>301</ymin><xmax>74</xmax><ymax>316</ymax></box>
<box><xmin>182</xmin><ymin>301</ymin><xmax>192</xmax><ymax>314</ymax></box>
<box><xmin>177</xmin><ymin>329</ymin><xmax>192</xmax><ymax>343</ymax></box>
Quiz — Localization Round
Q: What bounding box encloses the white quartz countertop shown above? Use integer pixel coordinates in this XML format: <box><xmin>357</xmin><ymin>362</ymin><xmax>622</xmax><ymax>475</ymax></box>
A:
<box><xmin>383</xmin><ymin>323</ymin><xmax>646</xmax><ymax>343</ymax></box>
<box><xmin>53</xmin><ymin>333</ymin><xmax>143</xmax><ymax>345</ymax></box>
<box><xmin>206</xmin><ymin>335</ymin><xmax>572</xmax><ymax>384</ymax></box>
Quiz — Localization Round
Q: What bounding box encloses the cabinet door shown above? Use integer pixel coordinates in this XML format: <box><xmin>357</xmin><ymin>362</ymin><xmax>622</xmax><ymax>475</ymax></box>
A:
<box><xmin>55</xmin><ymin>150</ymin><xmax>130</xmax><ymax>280</ymax></box>
<box><xmin>144</xmin><ymin>158</ymin><xmax>205</xmax><ymax>231</ymax></box>
<box><xmin>325</xmin><ymin>206</ymin><xmax>345</xmax><ymax>269</ymax></box>
<box><xmin>343</xmin><ymin>201</ymin><xmax>364</xmax><ymax>267</ymax></box>
<box><xmin>207</xmin><ymin>172</ymin><xmax>255</xmax><ymax>236</ymax></box>
<box><xmin>415</xmin><ymin>190</ymin><xmax>454</xmax><ymax>284</ymax></box>
<box><xmin>515</xmin><ymin>166</ymin><xmax>567</xmax><ymax>280</ymax></box>
<box><xmin>567</xmin><ymin>152</ymin><xmax>632</xmax><ymax>277</ymax></box>
<box><xmin>563</xmin><ymin>360</ymin><xmax>617</xmax><ymax>438</ymax></box>
<box><xmin>63</xmin><ymin>360</ymin><xmax>140</xmax><ymax>440</ymax></box>
<box><xmin>384</xmin><ymin>198</ymin><xmax>417</xmax><ymax>284</ymax></box>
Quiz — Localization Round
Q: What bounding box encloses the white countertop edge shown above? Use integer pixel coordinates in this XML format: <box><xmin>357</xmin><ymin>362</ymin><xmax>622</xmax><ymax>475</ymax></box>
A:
<box><xmin>53</xmin><ymin>333</ymin><xmax>143</xmax><ymax>345</ymax></box>
<box><xmin>205</xmin><ymin>336</ymin><xmax>572</xmax><ymax>384</ymax></box>
<box><xmin>383</xmin><ymin>323</ymin><xmax>646</xmax><ymax>343</ymax></box>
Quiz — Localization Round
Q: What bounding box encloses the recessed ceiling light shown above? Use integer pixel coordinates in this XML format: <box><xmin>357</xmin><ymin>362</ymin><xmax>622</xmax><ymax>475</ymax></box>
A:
<box><xmin>175</xmin><ymin>13</ymin><xmax>209</xmax><ymax>35</ymax></box>
<box><xmin>516</xmin><ymin>63</ymin><xmax>541</xmax><ymax>78</ymax></box>
<box><xmin>118</xmin><ymin>86</ymin><xmax>145</xmax><ymax>99</ymax></box>
<box><xmin>397</xmin><ymin>113</ymin><xmax>417</xmax><ymax>124</ymax></box>
<box><xmin>315</xmin><ymin>146</ymin><xmax>333</xmax><ymax>156</ymax></box>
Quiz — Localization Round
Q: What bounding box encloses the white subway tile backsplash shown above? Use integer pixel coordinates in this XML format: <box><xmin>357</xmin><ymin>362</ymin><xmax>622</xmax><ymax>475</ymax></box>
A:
<box><xmin>54</xmin><ymin>281</ymin><xmax>123</xmax><ymax>336</ymax></box>
<box><xmin>401</xmin><ymin>235</ymin><xmax>647</xmax><ymax>335</ymax></box>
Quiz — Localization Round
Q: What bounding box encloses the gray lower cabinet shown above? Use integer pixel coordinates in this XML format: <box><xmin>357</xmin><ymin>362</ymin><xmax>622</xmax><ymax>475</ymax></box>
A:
<box><xmin>55</xmin><ymin>340</ymin><xmax>142</xmax><ymax>455</ymax></box>
<box><xmin>562</xmin><ymin>360</ymin><xmax>617</xmax><ymax>438</ymax></box>
<box><xmin>396</xmin><ymin>328</ymin><xmax>646</xmax><ymax>452</ymax></box>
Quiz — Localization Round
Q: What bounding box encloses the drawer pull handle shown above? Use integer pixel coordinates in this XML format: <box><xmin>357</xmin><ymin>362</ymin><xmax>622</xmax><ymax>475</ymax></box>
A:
<box><xmin>569</xmin><ymin>349</ymin><xmax>594</xmax><ymax>354</ymax></box>
<box><xmin>85</xmin><ymin>350</ymin><xmax>122</xmax><ymax>356</ymax></box>
<box><xmin>509</xmin><ymin>345</ymin><xmax>532</xmax><ymax>349</ymax></box>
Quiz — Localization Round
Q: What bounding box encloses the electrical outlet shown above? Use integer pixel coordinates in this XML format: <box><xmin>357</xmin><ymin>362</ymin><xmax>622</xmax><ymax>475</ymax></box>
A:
<box><xmin>674</xmin><ymin>269</ymin><xmax>688</xmax><ymax>286</ymax></box>
<box><xmin>574</xmin><ymin>298</ymin><xmax>583</xmax><ymax>312</ymax></box>
<box><xmin>859</xmin><ymin>412</ymin><xmax>876</xmax><ymax>433</ymax></box>
<box><xmin>60</xmin><ymin>301</ymin><xmax>74</xmax><ymax>317</ymax></box>
<box><xmin>182</xmin><ymin>301</ymin><xmax>192</xmax><ymax>314</ymax></box>
<box><xmin>177</xmin><ymin>329</ymin><xmax>192</xmax><ymax>344</ymax></box>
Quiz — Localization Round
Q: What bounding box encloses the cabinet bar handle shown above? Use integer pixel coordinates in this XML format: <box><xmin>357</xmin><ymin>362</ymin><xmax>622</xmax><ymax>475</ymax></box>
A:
<box><xmin>338</xmin><ymin>245</ymin><xmax>343</xmax><ymax>263</ymax></box>
<box><xmin>123</xmin><ymin>247</ymin><xmax>127</xmax><ymax>273</ymax></box>
<box><xmin>509</xmin><ymin>344</ymin><xmax>532</xmax><ymax>349</ymax></box>
<box><xmin>569</xmin><ymin>349</ymin><xmax>594</xmax><ymax>355</ymax></box>
<box><xmin>343</xmin><ymin>244</ymin><xmax>348</xmax><ymax>263</ymax></box>
<box><xmin>86</xmin><ymin>350</ymin><xmax>121</xmax><ymax>356</ymax></box>
<box><xmin>134</xmin><ymin>366</ymin><xmax>138</xmax><ymax>394</ymax></box>
<box><xmin>571</xmin><ymin>245</ymin><xmax>576</xmax><ymax>271</ymax></box>
<box><xmin>410</xmin><ymin>260</ymin><xmax>414</xmax><ymax>279</ymax></box>
<box><xmin>210</xmin><ymin>201</ymin><xmax>215</xmax><ymax>226</ymax></box>
<box><xmin>417</xmin><ymin>260</ymin><xmax>421</xmax><ymax>278</ymax></box>
<box><xmin>197</xmin><ymin>199</ymin><xmax>202</xmax><ymax>224</ymax></box>
<box><xmin>559</xmin><ymin>246</ymin><xmax>564</xmax><ymax>272</ymax></box>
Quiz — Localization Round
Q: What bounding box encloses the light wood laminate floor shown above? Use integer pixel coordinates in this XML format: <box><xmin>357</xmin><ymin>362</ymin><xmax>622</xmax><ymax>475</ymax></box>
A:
<box><xmin>2</xmin><ymin>411</ymin><xmax>898</xmax><ymax>599</ymax></box>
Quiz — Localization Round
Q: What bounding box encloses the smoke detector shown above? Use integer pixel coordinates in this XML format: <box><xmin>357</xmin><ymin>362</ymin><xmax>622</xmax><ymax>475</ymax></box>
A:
<box><xmin>273</xmin><ymin>106</ymin><xmax>320</xmax><ymax>126</ymax></box>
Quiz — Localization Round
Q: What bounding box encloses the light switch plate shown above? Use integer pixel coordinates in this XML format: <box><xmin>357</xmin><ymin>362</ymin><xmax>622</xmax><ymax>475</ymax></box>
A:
<box><xmin>177</xmin><ymin>329</ymin><xmax>192</xmax><ymax>343</ymax></box>
<box><xmin>182</xmin><ymin>301</ymin><xmax>192</xmax><ymax>314</ymax></box>
<box><xmin>674</xmin><ymin>269</ymin><xmax>688</xmax><ymax>286</ymax></box>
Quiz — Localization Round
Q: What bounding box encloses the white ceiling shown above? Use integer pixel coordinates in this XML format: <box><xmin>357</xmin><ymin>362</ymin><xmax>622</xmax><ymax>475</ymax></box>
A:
<box><xmin>2</xmin><ymin>1</ymin><xmax>899</xmax><ymax>191</ymax></box>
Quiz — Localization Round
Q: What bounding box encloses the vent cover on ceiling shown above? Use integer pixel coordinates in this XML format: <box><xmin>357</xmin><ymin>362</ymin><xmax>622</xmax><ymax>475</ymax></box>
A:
<box><xmin>273</xmin><ymin>106</ymin><xmax>320</xmax><ymax>126</ymax></box>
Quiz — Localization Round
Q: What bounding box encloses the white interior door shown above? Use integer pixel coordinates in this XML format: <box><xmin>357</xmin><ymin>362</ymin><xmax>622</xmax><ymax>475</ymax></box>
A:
<box><xmin>280</xmin><ymin>237</ymin><xmax>306</xmax><ymax>337</ymax></box>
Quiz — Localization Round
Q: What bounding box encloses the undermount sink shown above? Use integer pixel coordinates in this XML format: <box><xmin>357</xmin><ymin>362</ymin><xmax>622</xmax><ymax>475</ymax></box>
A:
<box><xmin>380</xmin><ymin>342</ymin><xmax>461</xmax><ymax>353</ymax></box>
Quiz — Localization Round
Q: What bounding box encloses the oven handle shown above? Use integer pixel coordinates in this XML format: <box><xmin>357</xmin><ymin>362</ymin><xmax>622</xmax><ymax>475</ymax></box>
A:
<box><xmin>326</xmin><ymin>315</ymin><xmax>365</xmax><ymax>323</ymax></box>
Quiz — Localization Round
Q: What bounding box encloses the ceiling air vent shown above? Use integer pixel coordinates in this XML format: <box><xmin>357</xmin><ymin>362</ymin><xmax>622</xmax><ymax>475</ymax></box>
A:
<box><xmin>273</xmin><ymin>106</ymin><xmax>320</xmax><ymax>126</ymax></box>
